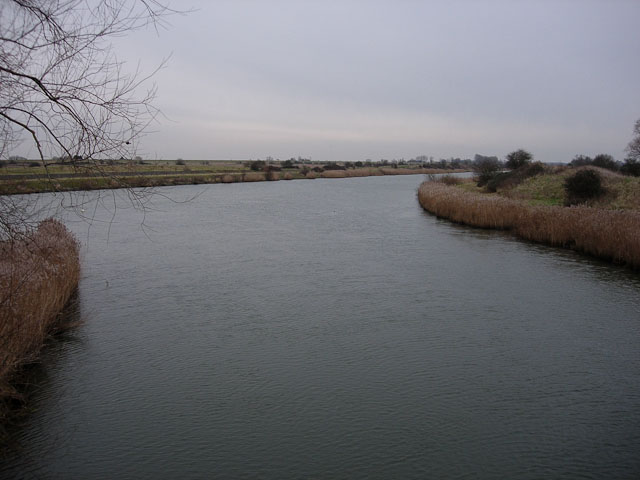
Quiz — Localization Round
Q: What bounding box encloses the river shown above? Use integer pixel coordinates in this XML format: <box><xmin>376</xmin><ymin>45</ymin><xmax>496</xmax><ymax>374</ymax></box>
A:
<box><xmin>2</xmin><ymin>175</ymin><xmax>640</xmax><ymax>479</ymax></box>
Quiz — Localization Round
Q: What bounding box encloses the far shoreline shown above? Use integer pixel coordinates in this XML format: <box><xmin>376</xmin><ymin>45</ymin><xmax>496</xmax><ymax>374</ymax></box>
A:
<box><xmin>0</xmin><ymin>165</ymin><xmax>469</xmax><ymax>196</ymax></box>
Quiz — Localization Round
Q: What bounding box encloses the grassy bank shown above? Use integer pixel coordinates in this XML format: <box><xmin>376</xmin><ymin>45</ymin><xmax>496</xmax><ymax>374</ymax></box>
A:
<box><xmin>417</xmin><ymin>177</ymin><xmax>640</xmax><ymax>269</ymax></box>
<box><xmin>494</xmin><ymin>166</ymin><xmax>640</xmax><ymax>209</ymax></box>
<box><xmin>0</xmin><ymin>220</ymin><xmax>80</xmax><ymax>436</ymax></box>
<box><xmin>0</xmin><ymin>162</ymin><xmax>466</xmax><ymax>195</ymax></box>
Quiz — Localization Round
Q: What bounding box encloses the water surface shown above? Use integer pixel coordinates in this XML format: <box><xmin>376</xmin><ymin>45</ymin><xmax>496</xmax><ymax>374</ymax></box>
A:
<box><xmin>3</xmin><ymin>175</ymin><xmax>640</xmax><ymax>479</ymax></box>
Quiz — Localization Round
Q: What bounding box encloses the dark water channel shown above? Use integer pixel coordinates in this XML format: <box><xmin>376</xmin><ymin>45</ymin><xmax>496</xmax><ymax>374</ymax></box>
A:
<box><xmin>2</xmin><ymin>175</ymin><xmax>640</xmax><ymax>479</ymax></box>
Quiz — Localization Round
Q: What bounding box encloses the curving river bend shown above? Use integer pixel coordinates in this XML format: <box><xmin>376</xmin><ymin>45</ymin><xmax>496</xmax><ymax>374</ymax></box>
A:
<box><xmin>2</xmin><ymin>175</ymin><xmax>640</xmax><ymax>479</ymax></box>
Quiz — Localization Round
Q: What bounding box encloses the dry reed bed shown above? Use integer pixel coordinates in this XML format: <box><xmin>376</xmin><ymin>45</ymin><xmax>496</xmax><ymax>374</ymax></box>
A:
<box><xmin>0</xmin><ymin>220</ymin><xmax>80</xmax><ymax>414</ymax></box>
<box><xmin>242</xmin><ymin>172</ymin><xmax>266</xmax><ymax>182</ymax></box>
<box><xmin>320</xmin><ymin>170</ymin><xmax>348</xmax><ymax>178</ymax></box>
<box><xmin>418</xmin><ymin>181</ymin><xmax>640</xmax><ymax>268</ymax></box>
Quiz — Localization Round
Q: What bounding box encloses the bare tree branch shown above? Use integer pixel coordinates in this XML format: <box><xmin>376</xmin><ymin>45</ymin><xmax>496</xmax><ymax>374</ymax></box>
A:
<box><xmin>0</xmin><ymin>0</ymin><xmax>181</xmax><ymax>240</ymax></box>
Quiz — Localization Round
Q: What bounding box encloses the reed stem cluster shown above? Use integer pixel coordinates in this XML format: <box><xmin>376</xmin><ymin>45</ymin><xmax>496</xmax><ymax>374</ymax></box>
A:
<box><xmin>0</xmin><ymin>219</ymin><xmax>80</xmax><ymax>421</ymax></box>
<box><xmin>418</xmin><ymin>181</ymin><xmax>640</xmax><ymax>268</ymax></box>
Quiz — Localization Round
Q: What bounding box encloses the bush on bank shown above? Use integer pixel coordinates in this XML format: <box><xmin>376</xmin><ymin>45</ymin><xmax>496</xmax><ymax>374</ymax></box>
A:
<box><xmin>0</xmin><ymin>219</ymin><xmax>80</xmax><ymax>433</ymax></box>
<box><xmin>486</xmin><ymin>162</ymin><xmax>545</xmax><ymax>193</ymax></box>
<box><xmin>564</xmin><ymin>169</ymin><xmax>604</xmax><ymax>205</ymax></box>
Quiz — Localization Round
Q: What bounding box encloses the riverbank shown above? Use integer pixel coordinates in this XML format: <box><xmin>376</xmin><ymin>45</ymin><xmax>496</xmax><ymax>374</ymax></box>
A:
<box><xmin>0</xmin><ymin>164</ymin><xmax>466</xmax><ymax>195</ymax></box>
<box><xmin>0</xmin><ymin>220</ymin><xmax>80</xmax><ymax>441</ymax></box>
<box><xmin>417</xmin><ymin>176</ymin><xmax>640</xmax><ymax>269</ymax></box>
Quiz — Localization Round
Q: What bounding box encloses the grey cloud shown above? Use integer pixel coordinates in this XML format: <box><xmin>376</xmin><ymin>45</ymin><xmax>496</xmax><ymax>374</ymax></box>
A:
<box><xmin>110</xmin><ymin>0</ymin><xmax>640</xmax><ymax>162</ymax></box>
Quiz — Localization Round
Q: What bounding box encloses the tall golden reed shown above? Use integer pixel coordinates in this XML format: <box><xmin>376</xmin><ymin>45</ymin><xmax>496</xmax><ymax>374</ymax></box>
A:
<box><xmin>0</xmin><ymin>219</ymin><xmax>80</xmax><ymax>410</ymax></box>
<box><xmin>418</xmin><ymin>181</ymin><xmax>640</xmax><ymax>268</ymax></box>
<box><xmin>320</xmin><ymin>170</ymin><xmax>347</xmax><ymax>178</ymax></box>
<box><xmin>242</xmin><ymin>172</ymin><xmax>266</xmax><ymax>182</ymax></box>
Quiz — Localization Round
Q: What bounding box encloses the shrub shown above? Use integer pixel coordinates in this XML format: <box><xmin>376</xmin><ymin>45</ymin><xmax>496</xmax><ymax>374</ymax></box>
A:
<box><xmin>473</xmin><ymin>156</ymin><xmax>501</xmax><ymax>187</ymax></box>
<box><xmin>175</xmin><ymin>159</ymin><xmax>186</xmax><ymax>165</ymax></box>
<box><xmin>249</xmin><ymin>160</ymin><xmax>265</xmax><ymax>171</ymax></box>
<box><xmin>621</xmin><ymin>158</ymin><xmax>640</xmax><ymax>177</ymax></box>
<box><xmin>438</xmin><ymin>175</ymin><xmax>462</xmax><ymax>185</ymax></box>
<box><xmin>487</xmin><ymin>161</ymin><xmax>545</xmax><ymax>192</ymax></box>
<box><xmin>486</xmin><ymin>172</ymin><xmax>510</xmax><ymax>192</ymax></box>
<box><xmin>505</xmin><ymin>149</ymin><xmax>532</xmax><ymax>170</ymax></box>
<box><xmin>592</xmin><ymin>153</ymin><xmax>618</xmax><ymax>171</ymax></box>
<box><xmin>28</xmin><ymin>161</ymin><xmax>40</xmax><ymax>167</ymax></box>
<box><xmin>323</xmin><ymin>163</ymin><xmax>346</xmax><ymax>171</ymax></box>
<box><xmin>570</xmin><ymin>155</ymin><xmax>593</xmax><ymax>167</ymax></box>
<box><xmin>526</xmin><ymin>161</ymin><xmax>545</xmax><ymax>176</ymax></box>
<box><xmin>564</xmin><ymin>169</ymin><xmax>604</xmax><ymax>204</ymax></box>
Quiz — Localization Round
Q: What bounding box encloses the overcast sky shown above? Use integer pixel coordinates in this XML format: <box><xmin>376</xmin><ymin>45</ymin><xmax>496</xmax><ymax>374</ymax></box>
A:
<box><xmin>114</xmin><ymin>0</ymin><xmax>639</xmax><ymax>163</ymax></box>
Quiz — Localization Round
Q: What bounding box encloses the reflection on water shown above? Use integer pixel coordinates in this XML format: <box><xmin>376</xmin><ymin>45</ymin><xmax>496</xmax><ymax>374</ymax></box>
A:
<box><xmin>2</xmin><ymin>176</ymin><xmax>639</xmax><ymax>479</ymax></box>
<box><xmin>2</xmin><ymin>291</ymin><xmax>83</xmax><ymax>461</ymax></box>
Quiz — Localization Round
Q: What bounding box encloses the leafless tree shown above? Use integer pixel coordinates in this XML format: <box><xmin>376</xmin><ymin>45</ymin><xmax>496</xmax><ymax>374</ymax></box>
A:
<box><xmin>626</xmin><ymin>118</ymin><xmax>640</xmax><ymax>162</ymax></box>
<box><xmin>0</xmin><ymin>0</ymin><xmax>177</xmax><ymax>239</ymax></box>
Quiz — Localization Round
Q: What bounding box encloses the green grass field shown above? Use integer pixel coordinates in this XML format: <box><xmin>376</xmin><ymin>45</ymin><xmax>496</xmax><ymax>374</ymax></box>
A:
<box><xmin>503</xmin><ymin>166</ymin><xmax>640</xmax><ymax>210</ymax></box>
<box><xmin>454</xmin><ymin>165</ymin><xmax>640</xmax><ymax>211</ymax></box>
